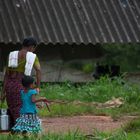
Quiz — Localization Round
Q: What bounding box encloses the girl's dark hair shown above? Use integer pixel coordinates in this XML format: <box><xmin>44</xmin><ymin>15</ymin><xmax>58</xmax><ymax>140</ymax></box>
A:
<box><xmin>22</xmin><ymin>76</ymin><xmax>34</xmax><ymax>88</ymax></box>
<box><xmin>22</xmin><ymin>37</ymin><xmax>37</xmax><ymax>47</ymax></box>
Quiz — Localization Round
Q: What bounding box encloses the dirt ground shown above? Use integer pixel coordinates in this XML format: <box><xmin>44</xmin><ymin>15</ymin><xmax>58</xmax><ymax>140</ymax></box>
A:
<box><xmin>42</xmin><ymin>115</ymin><xmax>136</xmax><ymax>134</ymax></box>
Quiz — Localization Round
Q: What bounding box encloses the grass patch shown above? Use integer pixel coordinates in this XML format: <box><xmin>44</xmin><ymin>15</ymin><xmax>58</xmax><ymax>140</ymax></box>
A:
<box><xmin>1</xmin><ymin>130</ymin><xmax>140</xmax><ymax>140</ymax></box>
<box><xmin>41</xmin><ymin>77</ymin><xmax>139</xmax><ymax>103</ymax></box>
<box><xmin>39</xmin><ymin>104</ymin><xmax>96</xmax><ymax>117</ymax></box>
<box><xmin>0</xmin><ymin>132</ymin><xmax>86</xmax><ymax>140</ymax></box>
<box><xmin>38</xmin><ymin>77</ymin><xmax>140</xmax><ymax>117</ymax></box>
<box><xmin>123</xmin><ymin>117</ymin><xmax>140</xmax><ymax>132</ymax></box>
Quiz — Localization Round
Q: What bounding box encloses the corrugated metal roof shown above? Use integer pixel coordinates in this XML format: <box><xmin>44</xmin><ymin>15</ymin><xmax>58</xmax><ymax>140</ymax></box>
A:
<box><xmin>0</xmin><ymin>0</ymin><xmax>140</xmax><ymax>44</ymax></box>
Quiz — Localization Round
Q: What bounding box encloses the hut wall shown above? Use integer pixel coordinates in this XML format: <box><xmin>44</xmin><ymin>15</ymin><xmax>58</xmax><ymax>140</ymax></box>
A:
<box><xmin>35</xmin><ymin>44</ymin><xmax>103</xmax><ymax>82</ymax></box>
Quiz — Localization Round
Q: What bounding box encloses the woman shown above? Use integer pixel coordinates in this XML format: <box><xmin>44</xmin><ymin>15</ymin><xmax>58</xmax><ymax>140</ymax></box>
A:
<box><xmin>2</xmin><ymin>37</ymin><xmax>41</xmax><ymax>127</ymax></box>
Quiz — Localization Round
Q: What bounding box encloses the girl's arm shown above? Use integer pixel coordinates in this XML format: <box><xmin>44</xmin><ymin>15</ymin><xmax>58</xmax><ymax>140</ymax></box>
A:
<box><xmin>33</xmin><ymin>57</ymin><xmax>41</xmax><ymax>91</ymax></box>
<box><xmin>32</xmin><ymin>95</ymin><xmax>48</xmax><ymax>103</ymax></box>
<box><xmin>32</xmin><ymin>95</ymin><xmax>50</xmax><ymax>112</ymax></box>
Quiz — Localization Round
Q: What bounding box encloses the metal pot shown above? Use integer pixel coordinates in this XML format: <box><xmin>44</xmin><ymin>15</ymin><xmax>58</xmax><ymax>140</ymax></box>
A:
<box><xmin>0</xmin><ymin>109</ymin><xmax>10</xmax><ymax>130</ymax></box>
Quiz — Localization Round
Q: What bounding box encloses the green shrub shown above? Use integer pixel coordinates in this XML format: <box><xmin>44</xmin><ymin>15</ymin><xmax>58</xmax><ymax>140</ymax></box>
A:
<box><xmin>123</xmin><ymin>117</ymin><xmax>140</xmax><ymax>132</ymax></box>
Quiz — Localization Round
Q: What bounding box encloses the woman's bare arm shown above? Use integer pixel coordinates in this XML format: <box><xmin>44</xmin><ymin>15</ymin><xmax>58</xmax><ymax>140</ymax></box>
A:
<box><xmin>34</xmin><ymin>64</ymin><xmax>41</xmax><ymax>88</ymax></box>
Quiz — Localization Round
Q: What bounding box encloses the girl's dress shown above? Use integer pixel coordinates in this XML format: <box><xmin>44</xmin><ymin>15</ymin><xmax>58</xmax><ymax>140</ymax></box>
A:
<box><xmin>12</xmin><ymin>89</ymin><xmax>41</xmax><ymax>133</ymax></box>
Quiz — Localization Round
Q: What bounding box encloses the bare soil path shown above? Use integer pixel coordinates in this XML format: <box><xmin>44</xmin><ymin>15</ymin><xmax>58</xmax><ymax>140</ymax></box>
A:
<box><xmin>42</xmin><ymin>115</ymin><xmax>135</xmax><ymax>134</ymax></box>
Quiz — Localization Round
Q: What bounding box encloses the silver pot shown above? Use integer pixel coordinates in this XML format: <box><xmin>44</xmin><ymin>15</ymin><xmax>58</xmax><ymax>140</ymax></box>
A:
<box><xmin>0</xmin><ymin>109</ymin><xmax>10</xmax><ymax>130</ymax></box>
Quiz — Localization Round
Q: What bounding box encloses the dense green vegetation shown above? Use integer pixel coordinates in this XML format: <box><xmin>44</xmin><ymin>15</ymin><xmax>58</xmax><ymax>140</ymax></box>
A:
<box><xmin>38</xmin><ymin>77</ymin><xmax>140</xmax><ymax>118</ymax></box>
<box><xmin>102</xmin><ymin>43</ymin><xmax>140</xmax><ymax>72</ymax></box>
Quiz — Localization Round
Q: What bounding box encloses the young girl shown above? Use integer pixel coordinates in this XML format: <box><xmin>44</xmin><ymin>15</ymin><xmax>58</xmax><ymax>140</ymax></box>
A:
<box><xmin>12</xmin><ymin>75</ymin><xmax>49</xmax><ymax>133</ymax></box>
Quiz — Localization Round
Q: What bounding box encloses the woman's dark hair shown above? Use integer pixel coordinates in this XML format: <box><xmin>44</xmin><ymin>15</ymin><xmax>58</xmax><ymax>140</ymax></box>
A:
<box><xmin>22</xmin><ymin>37</ymin><xmax>37</xmax><ymax>47</ymax></box>
<box><xmin>22</xmin><ymin>75</ymin><xmax>34</xmax><ymax>88</ymax></box>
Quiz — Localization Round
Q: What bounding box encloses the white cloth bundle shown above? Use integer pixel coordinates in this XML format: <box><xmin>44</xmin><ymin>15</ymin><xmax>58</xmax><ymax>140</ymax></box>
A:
<box><xmin>8</xmin><ymin>51</ymin><xmax>19</xmax><ymax>68</ymax></box>
<box><xmin>24</xmin><ymin>52</ymin><xmax>36</xmax><ymax>76</ymax></box>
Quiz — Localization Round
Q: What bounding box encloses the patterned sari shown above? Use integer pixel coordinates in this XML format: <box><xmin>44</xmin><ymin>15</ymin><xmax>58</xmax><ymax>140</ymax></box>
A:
<box><xmin>5</xmin><ymin>72</ymin><xmax>24</xmax><ymax>126</ymax></box>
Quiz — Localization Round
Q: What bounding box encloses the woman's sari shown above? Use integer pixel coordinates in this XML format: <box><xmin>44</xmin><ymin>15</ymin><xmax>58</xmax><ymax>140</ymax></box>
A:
<box><xmin>5</xmin><ymin>72</ymin><xmax>24</xmax><ymax>127</ymax></box>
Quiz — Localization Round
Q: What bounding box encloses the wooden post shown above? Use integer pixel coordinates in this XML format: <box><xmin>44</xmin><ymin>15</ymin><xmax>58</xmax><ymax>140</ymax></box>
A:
<box><xmin>0</xmin><ymin>47</ymin><xmax>2</xmax><ymax>71</ymax></box>
<box><xmin>0</xmin><ymin>47</ymin><xmax>3</xmax><ymax>81</ymax></box>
